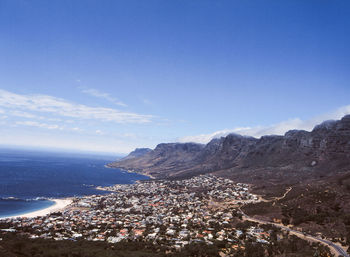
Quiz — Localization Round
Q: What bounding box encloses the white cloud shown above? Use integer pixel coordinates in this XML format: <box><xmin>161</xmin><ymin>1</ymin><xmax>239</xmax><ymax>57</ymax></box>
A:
<box><xmin>15</xmin><ymin>121</ymin><xmax>86</xmax><ymax>133</ymax></box>
<box><xmin>47</xmin><ymin>118</ymin><xmax>63</xmax><ymax>122</ymax></box>
<box><xmin>71</xmin><ymin>127</ymin><xmax>83</xmax><ymax>132</ymax></box>
<box><xmin>123</xmin><ymin>133</ymin><xmax>137</xmax><ymax>139</ymax></box>
<box><xmin>81</xmin><ymin>88</ymin><xmax>127</xmax><ymax>107</ymax></box>
<box><xmin>9</xmin><ymin>110</ymin><xmax>40</xmax><ymax>119</ymax></box>
<box><xmin>0</xmin><ymin>89</ymin><xmax>152</xmax><ymax>124</ymax></box>
<box><xmin>142</xmin><ymin>98</ymin><xmax>153</xmax><ymax>105</ymax></box>
<box><xmin>178</xmin><ymin>128</ymin><xmax>251</xmax><ymax>144</ymax></box>
<box><xmin>95</xmin><ymin>129</ymin><xmax>104</xmax><ymax>135</ymax></box>
<box><xmin>15</xmin><ymin>121</ymin><xmax>63</xmax><ymax>130</ymax></box>
<box><xmin>178</xmin><ymin>105</ymin><xmax>350</xmax><ymax>144</ymax></box>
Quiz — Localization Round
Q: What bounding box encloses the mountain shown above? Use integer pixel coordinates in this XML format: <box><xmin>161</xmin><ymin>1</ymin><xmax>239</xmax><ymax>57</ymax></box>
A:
<box><xmin>120</xmin><ymin>148</ymin><xmax>152</xmax><ymax>161</ymax></box>
<box><xmin>109</xmin><ymin>143</ymin><xmax>205</xmax><ymax>178</ymax></box>
<box><xmin>109</xmin><ymin>115</ymin><xmax>350</xmax><ymax>242</ymax></box>
<box><xmin>108</xmin><ymin>115</ymin><xmax>350</xmax><ymax>181</ymax></box>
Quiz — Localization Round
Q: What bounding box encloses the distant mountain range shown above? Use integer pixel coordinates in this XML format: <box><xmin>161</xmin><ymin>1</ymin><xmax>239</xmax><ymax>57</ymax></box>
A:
<box><xmin>108</xmin><ymin>115</ymin><xmax>350</xmax><ymax>182</ymax></box>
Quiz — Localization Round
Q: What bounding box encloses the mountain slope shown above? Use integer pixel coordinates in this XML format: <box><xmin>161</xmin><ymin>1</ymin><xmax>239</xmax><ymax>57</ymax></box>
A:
<box><xmin>108</xmin><ymin>115</ymin><xmax>350</xmax><ymax>180</ymax></box>
<box><xmin>108</xmin><ymin>143</ymin><xmax>205</xmax><ymax>178</ymax></box>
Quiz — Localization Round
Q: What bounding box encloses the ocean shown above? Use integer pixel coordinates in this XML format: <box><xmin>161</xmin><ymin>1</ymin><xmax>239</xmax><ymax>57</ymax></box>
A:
<box><xmin>0</xmin><ymin>148</ymin><xmax>148</xmax><ymax>218</ymax></box>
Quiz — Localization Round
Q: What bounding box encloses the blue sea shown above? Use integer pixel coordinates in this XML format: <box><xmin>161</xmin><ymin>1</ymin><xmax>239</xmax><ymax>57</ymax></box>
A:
<box><xmin>0</xmin><ymin>148</ymin><xmax>148</xmax><ymax>218</ymax></box>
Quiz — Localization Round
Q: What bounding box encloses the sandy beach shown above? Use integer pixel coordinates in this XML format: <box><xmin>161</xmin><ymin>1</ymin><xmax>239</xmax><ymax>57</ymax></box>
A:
<box><xmin>0</xmin><ymin>198</ymin><xmax>73</xmax><ymax>220</ymax></box>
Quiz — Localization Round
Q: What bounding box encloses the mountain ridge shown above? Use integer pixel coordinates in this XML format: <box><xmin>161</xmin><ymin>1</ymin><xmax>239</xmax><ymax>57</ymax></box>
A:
<box><xmin>120</xmin><ymin>148</ymin><xmax>152</xmax><ymax>161</ymax></box>
<box><xmin>108</xmin><ymin>115</ymin><xmax>350</xmax><ymax>181</ymax></box>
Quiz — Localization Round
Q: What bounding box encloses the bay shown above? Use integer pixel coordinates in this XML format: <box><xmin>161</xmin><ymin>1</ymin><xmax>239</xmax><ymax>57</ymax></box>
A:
<box><xmin>0</xmin><ymin>148</ymin><xmax>148</xmax><ymax>218</ymax></box>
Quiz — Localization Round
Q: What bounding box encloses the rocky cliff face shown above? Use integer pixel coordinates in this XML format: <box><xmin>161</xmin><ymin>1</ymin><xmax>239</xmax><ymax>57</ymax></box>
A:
<box><xmin>241</xmin><ymin>115</ymin><xmax>350</xmax><ymax>170</ymax></box>
<box><xmin>109</xmin><ymin>115</ymin><xmax>350</xmax><ymax>180</ymax></box>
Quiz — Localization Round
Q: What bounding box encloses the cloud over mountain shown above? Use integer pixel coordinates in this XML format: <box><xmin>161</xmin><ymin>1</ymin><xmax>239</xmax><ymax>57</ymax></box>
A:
<box><xmin>178</xmin><ymin>105</ymin><xmax>350</xmax><ymax>144</ymax></box>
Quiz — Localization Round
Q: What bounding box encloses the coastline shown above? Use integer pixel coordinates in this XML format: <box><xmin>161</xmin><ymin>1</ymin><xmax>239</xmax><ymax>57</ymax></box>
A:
<box><xmin>105</xmin><ymin>164</ymin><xmax>156</xmax><ymax>180</ymax></box>
<box><xmin>96</xmin><ymin>168</ymin><xmax>155</xmax><ymax>192</ymax></box>
<box><xmin>0</xmin><ymin>198</ymin><xmax>73</xmax><ymax>220</ymax></box>
<box><xmin>1</xmin><ymin>167</ymin><xmax>149</xmax><ymax>219</ymax></box>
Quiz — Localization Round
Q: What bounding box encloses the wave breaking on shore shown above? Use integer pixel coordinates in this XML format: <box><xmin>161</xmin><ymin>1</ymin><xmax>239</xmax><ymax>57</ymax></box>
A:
<box><xmin>0</xmin><ymin>198</ymin><xmax>73</xmax><ymax>220</ymax></box>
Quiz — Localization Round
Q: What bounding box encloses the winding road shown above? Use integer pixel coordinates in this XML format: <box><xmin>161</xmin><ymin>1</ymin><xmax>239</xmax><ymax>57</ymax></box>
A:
<box><xmin>238</xmin><ymin>191</ymin><xmax>349</xmax><ymax>257</ymax></box>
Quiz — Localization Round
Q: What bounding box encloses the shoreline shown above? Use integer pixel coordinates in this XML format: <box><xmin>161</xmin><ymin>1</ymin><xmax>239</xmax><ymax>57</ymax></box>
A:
<box><xmin>1</xmin><ymin>167</ymin><xmax>151</xmax><ymax>219</ymax></box>
<box><xmin>105</xmin><ymin>164</ymin><xmax>156</xmax><ymax>180</ymax></box>
<box><xmin>0</xmin><ymin>198</ymin><xmax>73</xmax><ymax>220</ymax></box>
<box><xmin>96</xmin><ymin>167</ymin><xmax>156</xmax><ymax>192</ymax></box>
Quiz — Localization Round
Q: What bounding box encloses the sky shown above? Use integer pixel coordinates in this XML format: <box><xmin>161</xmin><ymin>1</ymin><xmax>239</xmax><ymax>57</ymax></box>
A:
<box><xmin>0</xmin><ymin>0</ymin><xmax>349</xmax><ymax>154</ymax></box>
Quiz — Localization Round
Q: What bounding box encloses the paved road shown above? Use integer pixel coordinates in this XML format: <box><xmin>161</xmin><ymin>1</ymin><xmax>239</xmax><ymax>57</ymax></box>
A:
<box><xmin>317</xmin><ymin>238</ymin><xmax>349</xmax><ymax>257</ymax></box>
<box><xmin>239</xmin><ymin>209</ymin><xmax>349</xmax><ymax>257</ymax></box>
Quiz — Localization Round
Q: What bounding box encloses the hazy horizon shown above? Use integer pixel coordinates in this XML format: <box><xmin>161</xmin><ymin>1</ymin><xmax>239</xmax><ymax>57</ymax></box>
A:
<box><xmin>0</xmin><ymin>144</ymin><xmax>122</xmax><ymax>158</ymax></box>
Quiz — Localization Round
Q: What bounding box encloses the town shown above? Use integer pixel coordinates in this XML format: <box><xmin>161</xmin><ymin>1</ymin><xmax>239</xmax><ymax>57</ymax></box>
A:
<box><xmin>0</xmin><ymin>175</ymin><xmax>334</xmax><ymax>256</ymax></box>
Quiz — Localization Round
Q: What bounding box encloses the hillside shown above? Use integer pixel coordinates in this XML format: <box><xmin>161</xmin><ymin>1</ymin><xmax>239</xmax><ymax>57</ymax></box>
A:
<box><xmin>109</xmin><ymin>115</ymin><xmax>350</xmax><ymax>181</ymax></box>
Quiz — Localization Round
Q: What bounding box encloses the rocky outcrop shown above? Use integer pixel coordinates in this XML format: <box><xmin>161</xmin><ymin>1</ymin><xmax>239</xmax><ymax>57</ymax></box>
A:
<box><xmin>121</xmin><ymin>148</ymin><xmax>152</xmax><ymax>161</ymax></box>
<box><xmin>109</xmin><ymin>115</ymin><xmax>350</xmax><ymax>179</ymax></box>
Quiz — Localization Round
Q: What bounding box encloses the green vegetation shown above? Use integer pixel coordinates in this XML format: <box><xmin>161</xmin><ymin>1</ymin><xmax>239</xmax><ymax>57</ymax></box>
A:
<box><xmin>0</xmin><ymin>234</ymin><xmax>164</xmax><ymax>257</ymax></box>
<box><xmin>0</xmin><ymin>228</ymin><xmax>334</xmax><ymax>257</ymax></box>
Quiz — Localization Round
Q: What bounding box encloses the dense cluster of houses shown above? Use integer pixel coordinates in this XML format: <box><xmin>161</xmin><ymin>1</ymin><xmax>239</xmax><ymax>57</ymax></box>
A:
<box><xmin>1</xmin><ymin>175</ymin><xmax>274</xmax><ymax>251</ymax></box>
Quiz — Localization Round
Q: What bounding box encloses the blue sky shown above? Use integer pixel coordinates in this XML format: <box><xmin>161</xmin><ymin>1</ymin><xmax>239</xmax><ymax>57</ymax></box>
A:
<box><xmin>0</xmin><ymin>0</ymin><xmax>349</xmax><ymax>154</ymax></box>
